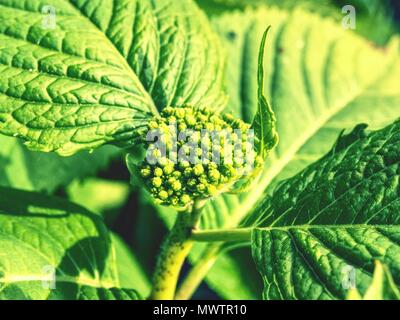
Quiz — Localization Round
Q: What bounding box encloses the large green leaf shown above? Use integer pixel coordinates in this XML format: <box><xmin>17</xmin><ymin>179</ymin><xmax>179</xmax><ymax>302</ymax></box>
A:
<box><xmin>0</xmin><ymin>187</ymin><xmax>142</xmax><ymax>300</ymax></box>
<box><xmin>199</xmin><ymin>0</ymin><xmax>333</xmax><ymax>12</ymax></box>
<box><xmin>198</xmin><ymin>0</ymin><xmax>399</xmax><ymax>45</ymax></box>
<box><xmin>112</xmin><ymin>234</ymin><xmax>151</xmax><ymax>297</ymax></box>
<box><xmin>0</xmin><ymin>0</ymin><xmax>225</xmax><ymax>155</ymax></box>
<box><xmin>187</xmin><ymin>7</ymin><xmax>400</xmax><ymax>299</ymax></box>
<box><xmin>250</xmin><ymin>120</ymin><xmax>400</xmax><ymax>300</ymax></box>
<box><xmin>0</xmin><ymin>135</ymin><xmax>119</xmax><ymax>192</ymax></box>
<box><xmin>46</xmin><ymin>286</ymin><xmax>140</xmax><ymax>300</ymax></box>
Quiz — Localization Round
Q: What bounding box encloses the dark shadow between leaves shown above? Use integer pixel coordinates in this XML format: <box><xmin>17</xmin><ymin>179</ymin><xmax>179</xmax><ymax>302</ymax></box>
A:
<box><xmin>0</xmin><ymin>186</ymin><xmax>99</xmax><ymax>221</ymax></box>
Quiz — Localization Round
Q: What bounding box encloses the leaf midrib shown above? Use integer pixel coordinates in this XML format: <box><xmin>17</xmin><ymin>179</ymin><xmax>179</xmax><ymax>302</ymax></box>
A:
<box><xmin>254</xmin><ymin>224</ymin><xmax>400</xmax><ymax>231</ymax></box>
<box><xmin>65</xmin><ymin>0</ymin><xmax>160</xmax><ymax>116</ymax></box>
<box><xmin>0</xmin><ymin>274</ymin><xmax>117</xmax><ymax>289</ymax></box>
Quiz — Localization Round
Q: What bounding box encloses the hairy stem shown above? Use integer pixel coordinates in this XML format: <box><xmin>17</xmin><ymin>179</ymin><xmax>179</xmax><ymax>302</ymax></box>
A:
<box><xmin>150</xmin><ymin>202</ymin><xmax>203</xmax><ymax>300</ymax></box>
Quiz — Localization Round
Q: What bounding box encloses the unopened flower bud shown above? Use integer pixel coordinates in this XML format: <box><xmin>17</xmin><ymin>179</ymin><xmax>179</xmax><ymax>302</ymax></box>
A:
<box><xmin>137</xmin><ymin>105</ymin><xmax>261</xmax><ymax>207</ymax></box>
<box><xmin>152</xmin><ymin>177</ymin><xmax>162</xmax><ymax>188</ymax></box>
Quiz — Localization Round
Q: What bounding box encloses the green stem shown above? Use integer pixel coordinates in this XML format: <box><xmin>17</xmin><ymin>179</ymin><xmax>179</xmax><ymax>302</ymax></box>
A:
<box><xmin>191</xmin><ymin>228</ymin><xmax>252</xmax><ymax>243</ymax></box>
<box><xmin>174</xmin><ymin>229</ymin><xmax>251</xmax><ymax>300</ymax></box>
<box><xmin>150</xmin><ymin>202</ymin><xmax>203</xmax><ymax>300</ymax></box>
<box><xmin>175</xmin><ymin>243</ymin><xmax>221</xmax><ymax>300</ymax></box>
<box><xmin>175</xmin><ymin>240</ymin><xmax>252</xmax><ymax>300</ymax></box>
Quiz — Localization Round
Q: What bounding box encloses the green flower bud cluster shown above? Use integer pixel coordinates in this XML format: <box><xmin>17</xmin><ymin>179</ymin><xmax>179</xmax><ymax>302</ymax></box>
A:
<box><xmin>138</xmin><ymin>106</ymin><xmax>264</xmax><ymax>207</ymax></box>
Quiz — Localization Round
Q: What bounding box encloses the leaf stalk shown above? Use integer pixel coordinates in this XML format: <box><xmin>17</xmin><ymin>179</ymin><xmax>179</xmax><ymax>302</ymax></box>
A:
<box><xmin>191</xmin><ymin>228</ymin><xmax>252</xmax><ymax>243</ymax></box>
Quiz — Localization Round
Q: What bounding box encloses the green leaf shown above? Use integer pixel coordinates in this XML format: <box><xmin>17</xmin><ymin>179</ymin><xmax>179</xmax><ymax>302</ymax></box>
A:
<box><xmin>250</xmin><ymin>120</ymin><xmax>400</xmax><ymax>300</ymax></box>
<box><xmin>251</xmin><ymin>27</ymin><xmax>278</xmax><ymax>158</ymax></box>
<box><xmin>199</xmin><ymin>0</ymin><xmax>399</xmax><ymax>45</ymax></box>
<box><xmin>230</xmin><ymin>27</ymin><xmax>278</xmax><ymax>194</ymax></box>
<box><xmin>0</xmin><ymin>0</ymin><xmax>225</xmax><ymax>155</ymax></box>
<box><xmin>198</xmin><ymin>0</ymin><xmax>335</xmax><ymax>15</ymax></box>
<box><xmin>0</xmin><ymin>186</ymin><xmax>141</xmax><ymax>300</ymax></box>
<box><xmin>348</xmin><ymin>261</ymin><xmax>400</xmax><ymax>300</ymax></box>
<box><xmin>0</xmin><ymin>135</ymin><xmax>120</xmax><ymax>192</ymax></box>
<box><xmin>184</xmin><ymin>6</ymin><xmax>400</xmax><ymax>299</ymax></box>
<box><xmin>46</xmin><ymin>286</ymin><xmax>141</xmax><ymax>300</ymax></box>
<box><xmin>112</xmin><ymin>234</ymin><xmax>151</xmax><ymax>297</ymax></box>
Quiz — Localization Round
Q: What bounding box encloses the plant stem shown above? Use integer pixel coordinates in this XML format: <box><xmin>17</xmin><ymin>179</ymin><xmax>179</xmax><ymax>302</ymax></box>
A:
<box><xmin>191</xmin><ymin>228</ymin><xmax>252</xmax><ymax>242</ymax></box>
<box><xmin>175</xmin><ymin>243</ymin><xmax>221</xmax><ymax>300</ymax></box>
<box><xmin>176</xmin><ymin>241</ymin><xmax>251</xmax><ymax>300</ymax></box>
<box><xmin>175</xmin><ymin>229</ymin><xmax>251</xmax><ymax>299</ymax></box>
<box><xmin>150</xmin><ymin>202</ymin><xmax>203</xmax><ymax>300</ymax></box>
